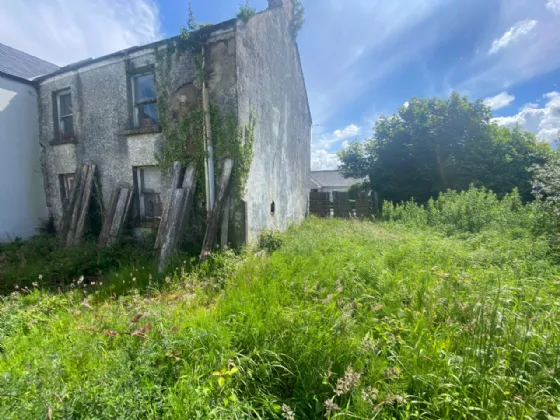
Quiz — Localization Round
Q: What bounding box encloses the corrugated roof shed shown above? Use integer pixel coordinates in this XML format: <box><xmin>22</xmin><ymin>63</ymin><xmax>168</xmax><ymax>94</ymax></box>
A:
<box><xmin>0</xmin><ymin>43</ymin><xmax>59</xmax><ymax>80</ymax></box>
<box><xmin>310</xmin><ymin>170</ymin><xmax>366</xmax><ymax>188</ymax></box>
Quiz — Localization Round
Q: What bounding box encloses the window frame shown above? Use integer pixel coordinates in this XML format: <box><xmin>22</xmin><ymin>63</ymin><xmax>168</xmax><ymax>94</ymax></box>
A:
<box><xmin>129</xmin><ymin>68</ymin><xmax>158</xmax><ymax>129</ymax></box>
<box><xmin>133</xmin><ymin>166</ymin><xmax>163</xmax><ymax>220</ymax></box>
<box><xmin>53</xmin><ymin>89</ymin><xmax>74</xmax><ymax>141</ymax></box>
<box><xmin>58</xmin><ymin>173</ymin><xmax>76</xmax><ymax>205</ymax></box>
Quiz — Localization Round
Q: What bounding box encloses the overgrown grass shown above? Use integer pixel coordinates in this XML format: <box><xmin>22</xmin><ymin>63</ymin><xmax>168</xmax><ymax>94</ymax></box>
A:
<box><xmin>0</xmin><ymin>235</ymin><xmax>157</xmax><ymax>294</ymax></box>
<box><xmin>1</xmin><ymin>191</ymin><xmax>559</xmax><ymax>418</ymax></box>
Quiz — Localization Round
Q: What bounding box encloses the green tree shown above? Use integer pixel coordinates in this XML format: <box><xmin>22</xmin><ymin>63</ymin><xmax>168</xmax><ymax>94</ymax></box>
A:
<box><xmin>338</xmin><ymin>93</ymin><xmax>550</xmax><ymax>203</ymax></box>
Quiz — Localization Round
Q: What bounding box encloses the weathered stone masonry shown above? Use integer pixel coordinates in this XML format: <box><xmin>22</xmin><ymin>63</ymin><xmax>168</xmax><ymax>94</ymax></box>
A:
<box><xmin>37</xmin><ymin>5</ymin><xmax>311</xmax><ymax>244</ymax></box>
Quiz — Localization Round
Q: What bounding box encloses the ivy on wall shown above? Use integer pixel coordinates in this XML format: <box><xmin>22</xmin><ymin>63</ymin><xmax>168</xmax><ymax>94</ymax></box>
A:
<box><xmin>153</xmin><ymin>30</ymin><xmax>255</xmax><ymax>204</ymax></box>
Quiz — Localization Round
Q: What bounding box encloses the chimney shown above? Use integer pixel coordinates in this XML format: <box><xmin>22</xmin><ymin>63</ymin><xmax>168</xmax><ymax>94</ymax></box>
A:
<box><xmin>268</xmin><ymin>0</ymin><xmax>293</xmax><ymax>21</ymax></box>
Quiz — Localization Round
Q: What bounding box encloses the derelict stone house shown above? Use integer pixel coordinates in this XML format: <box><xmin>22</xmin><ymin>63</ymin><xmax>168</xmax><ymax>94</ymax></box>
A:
<box><xmin>35</xmin><ymin>0</ymin><xmax>311</xmax><ymax>246</ymax></box>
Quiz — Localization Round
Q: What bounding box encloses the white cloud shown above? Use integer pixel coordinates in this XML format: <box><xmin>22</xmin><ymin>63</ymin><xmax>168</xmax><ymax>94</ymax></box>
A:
<box><xmin>489</xmin><ymin>20</ymin><xmax>537</xmax><ymax>55</ymax></box>
<box><xmin>0</xmin><ymin>0</ymin><xmax>161</xmax><ymax>66</ymax></box>
<box><xmin>311</xmin><ymin>124</ymin><xmax>362</xmax><ymax>170</ymax></box>
<box><xmin>483</xmin><ymin>92</ymin><xmax>515</xmax><ymax>110</ymax></box>
<box><xmin>312</xmin><ymin>124</ymin><xmax>361</xmax><ymax>152</ymax></box>
<box><xmin>493</xmin><ymin>91</ymin><xmax>560</xmax><ymax>143</ymax></box>
<box><xmin>311</xmin><ymin>150</ymin><xmax>341</xmax><ymax>171</ymax></box>
<box><xmin>547</xmin><ymin>0</ymin><xmax>560</xmax><ymax>14</ymax></box>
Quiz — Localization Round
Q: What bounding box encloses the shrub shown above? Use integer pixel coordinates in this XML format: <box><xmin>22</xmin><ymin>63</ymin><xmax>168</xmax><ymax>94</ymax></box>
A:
<box><xmin>258</xmin><ymin>230</ymin><xmax>283</xmax><ymax>253</ymax></box>
<box><xmin>381</xmin><ymin>186</ymin><xmax>540</xmax><ymax>235</ymax></box>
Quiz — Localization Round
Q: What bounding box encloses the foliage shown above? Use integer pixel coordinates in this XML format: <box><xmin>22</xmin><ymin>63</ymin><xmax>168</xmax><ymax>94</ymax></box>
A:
<box><xmin>258</xmin><ymin>230</ymin><xmax>283</xmax><ymax>253</ymax></box>
<box><xmin>237</xmin><ymin>0</ymin><xmax>257</xmax><ymax>23</ymax></box>
<box><xmin>1</xmin><ymin>211</ymin><xmax>559</xmax><ymax>418</ymax></box>
<box><xmin>155</xmin><ymin>5</ymin><xmax>256</xmax><ymax>204</ymax></box>
<box><xmin>338</xmin><ymin>93</ymin><xmax>551</xmax><ymax>203</ymax></box>
<box><xmin>0</xmin><ymin>236</ymin><xmax>156</xmax><ymax>294</ymax></box>
<box><xmin>347</xmin><ymin>181</ymin><xmax>369</xmax><ymax>200</ymax></box>
<box><xmin>291</xmin><ymin>0</ymin><xmax>305</xmax><ymax>38</ymax></box>
<box><xmin>531</xmin><ymin>155</ymin><xmax>560</xmax><ymax>215</ymax></box>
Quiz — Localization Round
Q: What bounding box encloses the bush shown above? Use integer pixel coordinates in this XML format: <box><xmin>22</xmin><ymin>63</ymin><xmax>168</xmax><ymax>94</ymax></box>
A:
<box><xmin>381</xmin><ymin>186</ymin><xmax>550</xmax><ymax>236</ymax></box>
<box><xmin>258</xmin><ymin>230</ymin><xmax>283</xmax><ymax>253</ymax></box>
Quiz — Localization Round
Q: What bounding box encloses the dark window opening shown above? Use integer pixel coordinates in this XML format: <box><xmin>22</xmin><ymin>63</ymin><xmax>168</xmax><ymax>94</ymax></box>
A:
<box><xmin>131</xmin><ymin>72</ymin><xmax>158</xmax><ymax>128</ymax></box>
<box><xmin>134</xmin><ymin>166</ymin><xmax>162</xmax><ymax>220</ymax></box>
<box><xmin>59</xmin><ymin>173</ymin><xmax>75</xmax><ymax>204</ymax></box>
<box><xmin>270</xmin><ymin>201</ymin><xmax>275</xmax><ymax>215</ymax></box>
<box><xmin>54</xmin><ymin>89</ymin><xmax>74</xmax><ymax>140</ymax></box>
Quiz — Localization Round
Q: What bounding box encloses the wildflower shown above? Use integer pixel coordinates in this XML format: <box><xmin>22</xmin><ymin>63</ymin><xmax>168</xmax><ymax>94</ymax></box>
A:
<box><xmin>334</xmin><ymin>367</ymin><xmax>361</xmax><ymax>396</ymax></box>
<box><xmin>14</xmin><ymin>285</ymin><xmax>19</xmax><ymax>290</ymax></box>
<box><xmin>281</xmin><ymin>404</ymin><xmax>295</xmax><ymax>420</ymax></box>
<box><xmin>90</xmin><ymin>281</ymin><xmax>96</xmax><ymax>285</ymax></box>
<box><xmin>132</xmin><ymin>277</ymin><xmax>137</xmax><ymax>282</ymax></box>
<box><xmin>38</xmin><ymin>274</ymin><xmax>43</xmax><ymax>280</ymax></box>
<box><xmin>32</xmin><ymin>282</ymin><xmax>38</xmax><ymax>287</ymax></box>
<box><xmin>324</xmin><ymin>399</ymin><xmax>340</xmax><ymax>416</ymax></box>
<box><xmin>362</xmin><ymin>387</ymin><xmax>379</xmax><ymax>404</ymax></box>
<box><xmin>149</xmin><ymin>273</ymin><xmax>153</xmax><ymax>280</ymax></box>
<box><xmin>336</xmin><ymin>280</ymin><xmax>343</xmax><ymax>293</ymax></box>
<box><xmin>77</xmin><ymin>276</ymin><xmax>84</xmax><ymax>286</ymax></box>
<box><xmin>385</xmin><ymin>367</ymin><xmax>401</xmax><ymax>380</ymax></box>
<box><xmin>322</xmin><ymin>294</ymin><xmax>334</xmax><ymax>305</ymax></box>
<box><xmin>362</xmin><ymin>335</ymin><xmax>377</xmax><ymax>352</ymax></box>
<box><xmin>165</xmin><ymin>276</ymin><xmax>171</xmax><ymax>284</ymax></box>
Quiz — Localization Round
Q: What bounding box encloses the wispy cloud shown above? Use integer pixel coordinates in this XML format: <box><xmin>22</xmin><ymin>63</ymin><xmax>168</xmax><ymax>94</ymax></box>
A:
<box><xmin>300</xmin><ymin>0</ymin><xmax>455</xmax><ymax>127</ymax></box>
<box><xmin>483</xmin><ymin>92</ymin><xmax>515</xmax><ymax>110</ymax></box>
<box><xmin>311</xmin><ymin>124</ymin><xmax>362</xmax><ymax>170</ymax></box>
<box><xmin>488</xmin><ymin>20</ymin><xmax>537</xmax><ymax>55</ymax></box>
<box><xmin>547</xmin><ymin>0</ymin><xmax>560</xmax><ymax>15</ymax></box>
<box><xmin>0</xmin><ymin>0</ymin><xmax>161</xmax><ymax>66</ymax></box>
<box><xmin>493</xmin><ymin>91</ymin><xmax>560</xmax><ymax>143</ymax></box>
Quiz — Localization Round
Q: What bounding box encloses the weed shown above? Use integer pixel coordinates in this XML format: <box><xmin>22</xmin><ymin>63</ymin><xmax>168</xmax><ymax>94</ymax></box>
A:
<box><xmin>0</xmin><ymin>204</ymin><xmax>559</xmax><ymax>418</ymax></box>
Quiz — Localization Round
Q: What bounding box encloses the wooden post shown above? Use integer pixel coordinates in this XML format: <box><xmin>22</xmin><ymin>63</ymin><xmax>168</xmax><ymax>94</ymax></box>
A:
<box><xmin>99</xmin><ymin>187</ymin><xmax>133</xmax><ymax>246</ymax></box>
<box><xmin>200</xmin><ymin>158</ymin><xmax>234</xmax><ymax>259</ymax></box>
<box><xmin>157</xmin><ymin>164</ymin><xmax>197</xmax><ymax>272</ymax></box>
<box><xmin>58</xmin><ymin>164</ymin><xmax>97</xmax><ymax>247</ymax></box>
<box><xmin>155</xmin><ymin>161</ymin><xmax>184</xmax><ymax>250</ymax></box>
<box><xmin>220</xmin><ymin>196</ymin><xmax>230</xmax><ymax>248</ymax></box>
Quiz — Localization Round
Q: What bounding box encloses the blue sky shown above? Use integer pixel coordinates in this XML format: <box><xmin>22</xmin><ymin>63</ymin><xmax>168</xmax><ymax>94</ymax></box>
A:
<box><xmin>2</xmin><ymin>0</ymin><xmax>559</xmax><ymax>169</ymax></box>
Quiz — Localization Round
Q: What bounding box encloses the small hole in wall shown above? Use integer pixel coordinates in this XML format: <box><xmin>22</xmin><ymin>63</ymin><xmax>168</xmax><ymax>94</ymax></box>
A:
<box><xmin>270</xmin><ymin>201</ymin><xmax>275</xmax><ymax>215</ymax></box>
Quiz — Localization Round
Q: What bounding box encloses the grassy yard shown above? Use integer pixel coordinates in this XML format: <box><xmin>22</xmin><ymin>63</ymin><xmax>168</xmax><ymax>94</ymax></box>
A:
<box><xmin>1</xmin><ymin>206</ymin><xmax>559</xmax><ymax>418</ymax></box>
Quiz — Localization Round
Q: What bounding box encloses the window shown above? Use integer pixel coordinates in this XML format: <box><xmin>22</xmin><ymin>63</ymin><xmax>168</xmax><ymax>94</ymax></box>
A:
<box><xmin>134</xmin><ymin>166</ymin><xmax>162</xmax><ymax>219</ymax></box>
<box><xmin>59</xmin><ymin>173</ymin><xmax>75</xmax><ymax>203</ymax></box>
<box><xmin>131</xmin><ymin>72</ymin><xmax>158</xmax><ymax>128</ymax></box>
<box><xmin>55</xmin><ymin>90</ymin><xmax>73</xmax><ymax>140</ymax></box>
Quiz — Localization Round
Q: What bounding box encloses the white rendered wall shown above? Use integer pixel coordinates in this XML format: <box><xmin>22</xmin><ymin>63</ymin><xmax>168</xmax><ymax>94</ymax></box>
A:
<box><xmin>0</xmin><ymin>76</ymin><xmax>47</xmax><ymax>240</ymax></box>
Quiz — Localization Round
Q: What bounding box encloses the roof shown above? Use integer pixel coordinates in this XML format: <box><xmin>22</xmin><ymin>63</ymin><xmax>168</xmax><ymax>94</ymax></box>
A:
<box><xmin>0</xmin><ymin>43</ymin><xmax>59</xmax><ymax>81</ymax></box>
<box><xmin>310</xmin><ymin>170</ymin><xmax>366</xmax><ymax>188</ymax></box>
<box><xmin>34</xmin><ymin>18</ymin><xmax>238</xmax><ymax>83</ymax></box>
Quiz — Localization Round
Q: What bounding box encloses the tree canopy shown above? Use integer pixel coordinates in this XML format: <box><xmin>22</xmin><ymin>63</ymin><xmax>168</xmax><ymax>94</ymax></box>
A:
<box><xmin>338</xmin><ymin>93</ymin><xmax>551</xmax><ymax>203</ymax></box>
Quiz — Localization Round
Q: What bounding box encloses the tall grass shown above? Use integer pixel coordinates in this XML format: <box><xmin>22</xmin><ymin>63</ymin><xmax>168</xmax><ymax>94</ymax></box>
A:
<box><xmin>382</xmin><ymin>186</ymin><xmax>558</xmax><ymax>238</ymax></box>
<box><xmin>0</xmin><ymin>192</ymin><xmax>559</xmax><ymax>418</ymax></box>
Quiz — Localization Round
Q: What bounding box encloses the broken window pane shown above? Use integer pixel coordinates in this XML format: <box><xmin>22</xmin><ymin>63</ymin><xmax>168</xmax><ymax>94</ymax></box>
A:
<box><xmin>131</xmin><ymin>72</ymin><xmax>158</xmax><ymax>128</ymax></box>
<box><xmin>59</xmin><ymin>173</ymin><xmax>76</xmax><ymax>204</ymax></box>
<box><xmin>55</xmin><ymin>90</ymin><xmax>73</xmax><ymax>139</ymax></box>
<box><xmin>59</xmin><ymin>93</ymin><xmax>72</xmax><ymax>116</ymax></box>
<box><xmin>135</xmin><ymin>166</ymin><xmax>162</xmax><ymax>220</ymax></box>
<box><xmin>60</xmin><ymin>116</ymin><xmax>73</xmax><ymax>136</ymax></box>
<box><xmin>136</xmin><ymin>73</ymin><xmax>156</xmax><ymax>102</ymax></box>
<box><xmin>137</xmin><ymin>102</ymin><xmax>158</xmax><ymax>127</ymax></box>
